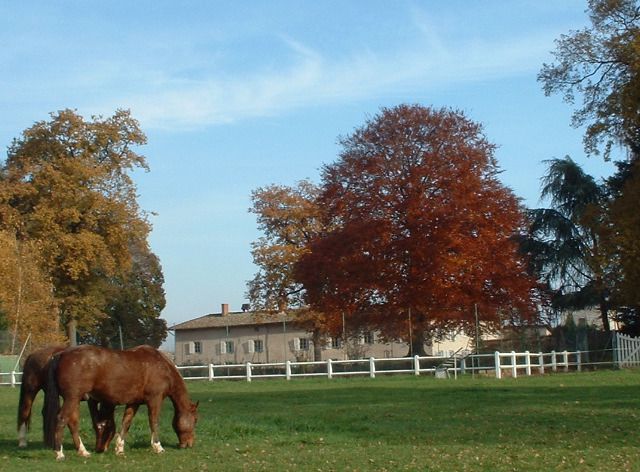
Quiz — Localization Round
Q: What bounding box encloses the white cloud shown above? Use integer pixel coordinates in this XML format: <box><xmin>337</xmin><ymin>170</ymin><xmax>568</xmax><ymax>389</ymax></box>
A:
<box><xmin>114</xmin><ymin>29</ymin><xmax>550</xmax><ymax>131</ymax></box>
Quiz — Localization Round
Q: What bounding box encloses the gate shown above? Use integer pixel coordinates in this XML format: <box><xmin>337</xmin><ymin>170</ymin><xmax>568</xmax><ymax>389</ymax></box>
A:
<box><xmin>613</xmin><ymin>332</ymin><xmax>640</xmax><ymax>367</ymax></box>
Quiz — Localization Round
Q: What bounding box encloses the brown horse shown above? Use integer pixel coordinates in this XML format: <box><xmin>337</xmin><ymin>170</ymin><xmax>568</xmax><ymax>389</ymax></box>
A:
<box><xmin>17</xmin><ymin>345</ymin><xmax>116</xmax><ymax>451</ymax></box>
<box><xmin>44</xmin><ymin>344</ymin><xmax>198</xmax><ymax>460</ymax></box>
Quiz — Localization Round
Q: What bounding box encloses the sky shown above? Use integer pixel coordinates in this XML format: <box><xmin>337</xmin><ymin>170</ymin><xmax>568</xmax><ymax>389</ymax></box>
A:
<box><xmin>1</xmin><ymin>1</ymin><xmax>618</xmax><ymax>349</ymax></box>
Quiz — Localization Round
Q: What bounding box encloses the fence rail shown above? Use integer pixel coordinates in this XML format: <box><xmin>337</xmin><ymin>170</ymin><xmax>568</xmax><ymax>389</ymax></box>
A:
<box><xmin>175</xmin><ymin>348</ymin><xmax>617</xmax><ymax>382</ymax></box>
<box><xmin>0</xmin><ymin>345</ymin><xmax>629</xmax><ymax>387</ymax></box>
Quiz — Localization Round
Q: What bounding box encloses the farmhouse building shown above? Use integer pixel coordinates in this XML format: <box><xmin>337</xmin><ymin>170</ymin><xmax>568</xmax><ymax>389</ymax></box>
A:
<box><xmin>171</xmin><ymin>304</ymin><xmax>422</xmax><ymax>365</ymax></box>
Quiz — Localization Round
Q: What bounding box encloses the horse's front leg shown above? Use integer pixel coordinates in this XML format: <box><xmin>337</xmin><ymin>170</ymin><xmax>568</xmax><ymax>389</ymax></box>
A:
<box><xmin>147</xmin><ymin>398</ymin><xmax>165</xmax><ymax>454</ymax></box>
<box><xmin>114</xmin><ymin>404</ymin><xmax>139</xmax><ymax>456</ymax></box>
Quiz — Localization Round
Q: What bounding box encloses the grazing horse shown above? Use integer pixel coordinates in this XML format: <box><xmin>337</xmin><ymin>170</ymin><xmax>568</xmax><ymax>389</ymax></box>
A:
<box><xmin>17</xmin><ymin>345</ymin><xmax>116</xmax><ymax>451</ymax></box>
<box><xmin>44</xmin><ymin>344</ymin><xmax>198</xmax><ymax>461</ymax></box>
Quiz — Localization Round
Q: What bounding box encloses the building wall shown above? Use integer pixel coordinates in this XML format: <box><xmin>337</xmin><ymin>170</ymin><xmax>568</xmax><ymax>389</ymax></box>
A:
<box><xmin>174</xmin><ymin>324</ymin><xmax>421</xmax><ymax>365</ymax></box>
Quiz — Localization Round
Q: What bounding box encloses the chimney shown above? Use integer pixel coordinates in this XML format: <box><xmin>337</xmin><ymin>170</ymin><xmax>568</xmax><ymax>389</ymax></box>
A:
<box><xmin>221</xmin><ymin>303</ymin><xmax>229</xmax><ymax>316</ymax></box>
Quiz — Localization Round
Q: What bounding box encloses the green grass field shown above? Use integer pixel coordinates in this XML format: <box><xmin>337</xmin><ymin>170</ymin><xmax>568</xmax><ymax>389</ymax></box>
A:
<box><xmin>1</xmin><ymin>370</ymin><xmax>639</xmax><ymax>471</ymax></box>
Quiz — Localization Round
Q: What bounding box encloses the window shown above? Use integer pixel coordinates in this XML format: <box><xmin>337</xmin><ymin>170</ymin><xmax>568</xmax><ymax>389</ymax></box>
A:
<box><xmin>331</xmin><ymin>337</ymin><xmax>343</xmax><ymax>349</ymax></box>
<box><xmin>363</xmin><ymin>332</ymin><xmax>375</xmax><ymax>345</ymax></box>
<box><xmin>220</xmin><ymin>340</ymin><xmax>234</xmax><ymax>354</ymax></box>
<box><xmin>294</xmin><ymin>338</ymin><xmax>310</xmax><ymax>351</ymax></box>
<box><xmin>248</xmin><ymin>339</ymin><xmax>264</xmax><ymax>353</ymax></box>
<box><xmin>184</xmin><ymin>341</ymin><xmax>202</xmax><ymax>355</ymax></box>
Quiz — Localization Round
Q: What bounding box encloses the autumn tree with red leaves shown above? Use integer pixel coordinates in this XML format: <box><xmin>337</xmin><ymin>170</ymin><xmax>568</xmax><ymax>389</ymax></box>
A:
<box><xmin>295</xmin><ymin>105</ymin><xmax>539</xmax><ymax>355</ymax></box>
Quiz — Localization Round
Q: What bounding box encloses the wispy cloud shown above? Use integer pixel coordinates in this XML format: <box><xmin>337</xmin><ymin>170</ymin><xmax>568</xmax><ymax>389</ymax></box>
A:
<box><xmin>111</xmin><ymin>28</ymin><xmax>551</xmax><ymax>131</ymax></box>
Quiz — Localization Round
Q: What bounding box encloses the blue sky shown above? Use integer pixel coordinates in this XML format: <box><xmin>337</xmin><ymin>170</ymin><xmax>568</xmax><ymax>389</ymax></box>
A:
<box><xmin>1</xmin><ymin>1</ymin><xmax>617</xmax><ymax>346</ymax></box>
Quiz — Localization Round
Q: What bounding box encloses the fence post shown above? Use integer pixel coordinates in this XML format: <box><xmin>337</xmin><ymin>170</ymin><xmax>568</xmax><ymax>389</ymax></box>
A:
<box><xmin>551</xmin><ymin>351</ymin><xmax>557</xmax><ymax>372</ymax></box>
<box><xmin>494</xmin><ymin>351</ymin><xmax>502</xmax><ymax>379</ymax></box>
<box><xmin>460</xmin><ymin>357</ymin><xmax>466</xmax><ymax>375</ymax></box>
<box><xmin>538</xmin><ymin>352</ymin><xmax>545</xmax><ymax>375</ymax></box>
<box><xmin>327</xmin><ymin>359</ymin><xmax>333</xmax><ymax>379</ymax></box>
<box><xmin>208</xmin><ymin>363</ymin><xmax>214</xmax><ymax>381</ymax></box>
<box><xmin>286</xmin><ymin>360</ymin><xmax>292</xmax><ymax>380</ymax></box>
<box><xmin>563</xmin><ymin>351</ymin><xmax>569</xmax><ymax>372</ymax></box>
<box><xmin>246</xmin><ymin>362</ymin><xmax>252</xmax><ymax>382</ymax></box>
<box><xmin>369</xmin><ymin>357</ymin><xmax>376</xmax><ymax>379</ymax></box>
<box><xmin>11</xmin><ymin>371</ymin><xmax>16</xmax><ymax>388</ymax></box>
<box><xmin>576</xmin><ymin>351</ymin><xmax>582</xmax><ymax>372</ymax></box>
<box><xmin>414</xmin><ymin>355</ymin><xmax>420</xmax><ymax>376</ymax></box>
<box><xmin>525</xmin><ymin>351</ymin><xmax>531</xmax><ymax>376</ymax></box>
<box><xmin>511</xmin><ymin>351</ymin><xmax>517</xmax><ymax>378</ymax></box>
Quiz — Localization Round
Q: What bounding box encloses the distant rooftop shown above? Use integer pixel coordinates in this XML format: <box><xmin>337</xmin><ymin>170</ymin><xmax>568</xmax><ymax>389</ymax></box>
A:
<box><xmin>170</xmin><ymin>310</ymin><xmax>295</xmax><ymax>331</ymax></box>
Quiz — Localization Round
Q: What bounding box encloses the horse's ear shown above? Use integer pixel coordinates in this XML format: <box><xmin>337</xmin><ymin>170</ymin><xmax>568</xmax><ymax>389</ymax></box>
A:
<box><xmin>192</xmin><ymin>401</ymin><xmax>199</xmax><ymax>411</ymax></box>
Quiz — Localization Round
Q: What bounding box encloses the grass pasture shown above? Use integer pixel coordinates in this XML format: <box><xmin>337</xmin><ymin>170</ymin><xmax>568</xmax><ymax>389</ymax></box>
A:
<box><xmin>1</xmin><ymin>370</ymin><xmax>639</xmax><ymax>471</ymax></box>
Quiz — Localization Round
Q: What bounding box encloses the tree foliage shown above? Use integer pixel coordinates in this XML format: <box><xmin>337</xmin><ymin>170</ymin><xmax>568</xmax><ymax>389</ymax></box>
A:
<box><xmin>539</xmin><ymin>0</ymin><xmax>640</xmax><ymax>158</ymax></box>
<box><xmin>295</xmin><ymin>105</ymin><xmax>539</xmax><ymax>354</ymax></box>
<box><xmin>524</xmin><ymin>157</ymin><xmax>614</xmax><ymax>330</ymax></box>
<box><xmin>607</xmin><ymin>158</ymin><xmax>640</xmax><ymax>318</ymax></box>
<box><xmin>0</xmin><ymin>109</ymin><xmax>165</xmax><ymax>346</ymax></box>
<box><xmin>79</xmin><ymin>240</ymin><xmax>167</xmax><ymax>348</ymax></box>
<box><xmin>0</xmin><ymin>231</ymin><xmax>65</xmax><ymax>351</ymax></box>
<box><xmin>248</xmin><ymin>180</ymin><xmax>324</xmax><ymax>312</ymax></box>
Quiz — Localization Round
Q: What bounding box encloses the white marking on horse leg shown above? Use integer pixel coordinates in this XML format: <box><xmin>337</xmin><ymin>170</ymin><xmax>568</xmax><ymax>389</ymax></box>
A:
<box><xmin>151</xmin><ymin>434</ymin><xmax>165</xmax><ymax>454</ymax></box>
<box><xmin>77</xmin><ymin>437</ymin><xmax>91</xmax><ymax>458</ymax></box>
<box><xmin>18</xmin><ymin>423</ymin><xmax>27</xmax><ymax>447</ymax></box>
<box><xmin>55</xmin><ymin>445</ymin><xmax>65</xmax><ymax>461</ymax></box>
<box><xmin>115</xmin><ymin>434</ymin><xmax>125</xmax><ymax>455</ymax></box>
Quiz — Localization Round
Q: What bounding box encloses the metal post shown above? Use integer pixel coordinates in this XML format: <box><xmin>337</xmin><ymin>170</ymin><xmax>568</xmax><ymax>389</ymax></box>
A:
<box><xmin>414</xmin><ymin>355</ymin><xmax>420</xmax><ymax>376</ymax></box>
<box><xmin>246</xmin><ymin>362</ymin><xmax>252</xmax><ymax>382</ymax></box>
<box><xmin>369</xmin><ymin>357</ymin><xmax>376</xmax><ymax>378</ymax></box>
<box><xmin>494</xmin><ymin>351</ymin><xmax>501</xmax><ymax>379</ymax></box>
<box><xmin>474</xmin><ymin>304</ymin><xmax>480</xmax><ymax>355</ymax></box>
<box><xmin>327</xmin><ymin>359</ymin><xmax>333</xmax><ymax>379</ymax></box>
<box><xmin>208</xmin><ymin>363</ymin><xmax>214</xmax><ymax>381</ymax></box>
<box><xmin>408</xmin><ymin>308</ymin><xmax>413</xmax><ymax>358</ymax></box>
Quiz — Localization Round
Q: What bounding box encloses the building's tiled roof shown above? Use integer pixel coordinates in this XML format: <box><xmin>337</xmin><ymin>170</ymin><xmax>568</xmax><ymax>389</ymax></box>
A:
<box><xmin>170</xmin><ymin>310</ymin><xmax>296</xmax><ymax>331</ymax></box>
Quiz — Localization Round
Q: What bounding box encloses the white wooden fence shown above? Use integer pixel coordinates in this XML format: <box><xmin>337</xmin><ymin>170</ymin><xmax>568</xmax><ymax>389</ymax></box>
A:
<box><xmin>613</xmin><ymin>332</ymin><xmax>640</xmax><ymax>367</ymax></box>
<box><xmin>174</xmin><ymin>349</ymin><xmax>598</xmax><ymax>382</ymax></box>
<box><xmin>2</xmin><ymin>339</ymin><xmax>637</xmax><ymax>386</ymax></box>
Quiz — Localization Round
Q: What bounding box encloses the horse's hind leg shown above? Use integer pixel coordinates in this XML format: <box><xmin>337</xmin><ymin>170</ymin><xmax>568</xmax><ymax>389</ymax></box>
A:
<box><xmin>114</xmin><ymin>404</ymin><xmax>139</xmax><ymax>456</ymax></box>
<box><xmin>17</xmin><ymin>386</ymin><xmax>37</xmax><ymax>447</ymax></box>
<box><xmin>57</xmin><ymin>399</ymin><xmax>90</xmax><ymax>459</ymax></box>
<box><xmin>17</xmin><ymin>393</ymin><xmax>34</xmax><ymax>447</ymax></box>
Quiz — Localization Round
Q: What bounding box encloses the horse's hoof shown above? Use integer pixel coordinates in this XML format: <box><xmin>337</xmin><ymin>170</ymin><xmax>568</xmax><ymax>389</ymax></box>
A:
<box><xmin>152</xmin><ymin>444</ymin><xmax>165</xmax><ymax>454</ymax></box>
<box><xmin>18</xmin><ymin>441</ymin><xmax>27</xmax><ymax>448</ymax></box>
<box><xmin>55</xmin><ymin>453</ymin><xmax>65</xmax><ymax>461</ymax></box>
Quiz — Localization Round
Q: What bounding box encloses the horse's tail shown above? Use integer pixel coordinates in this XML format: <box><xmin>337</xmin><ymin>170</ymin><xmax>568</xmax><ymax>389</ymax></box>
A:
<box><xmin>43</xmin><ymin>354</ymin><xmax>61</xmax><ymax>448</ymax></box>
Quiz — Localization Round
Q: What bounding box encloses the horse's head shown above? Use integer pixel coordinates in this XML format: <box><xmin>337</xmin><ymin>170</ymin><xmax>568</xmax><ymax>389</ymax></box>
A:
<box><xmin>94</xmin><ymin>417</ymin><xmax>116</xmax><ymax>453</ymax></box>
<box><xmin>173</xmin><ymin>401</ymin><xmax>199</xmax><ymax>448</ymax></box>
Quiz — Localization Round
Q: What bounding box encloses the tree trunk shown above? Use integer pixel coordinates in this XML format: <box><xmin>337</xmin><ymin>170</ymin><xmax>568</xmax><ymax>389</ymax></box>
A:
<box><xmin>407</xmin><ymin>330</ymin><xmax>428</xmax><ymax>357</ymax></box>
<box><xmin>10</xmin><ymin>239</ymin><xmax>23</xmax><ymax>355</ymax></box>
<box><xmin>311</xmin><ymin>328</ymin><xmax>323</xmax><ymax>361</ymax></box>
<box><xmin>66</xmin><ymin>319</ymin><xmax>78</xmax><ymax>346</ymax></box>
<box><xmin>599</xmin><ymin>289</ymin><xmax>611</xmax><ymax>332</ymax></box>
